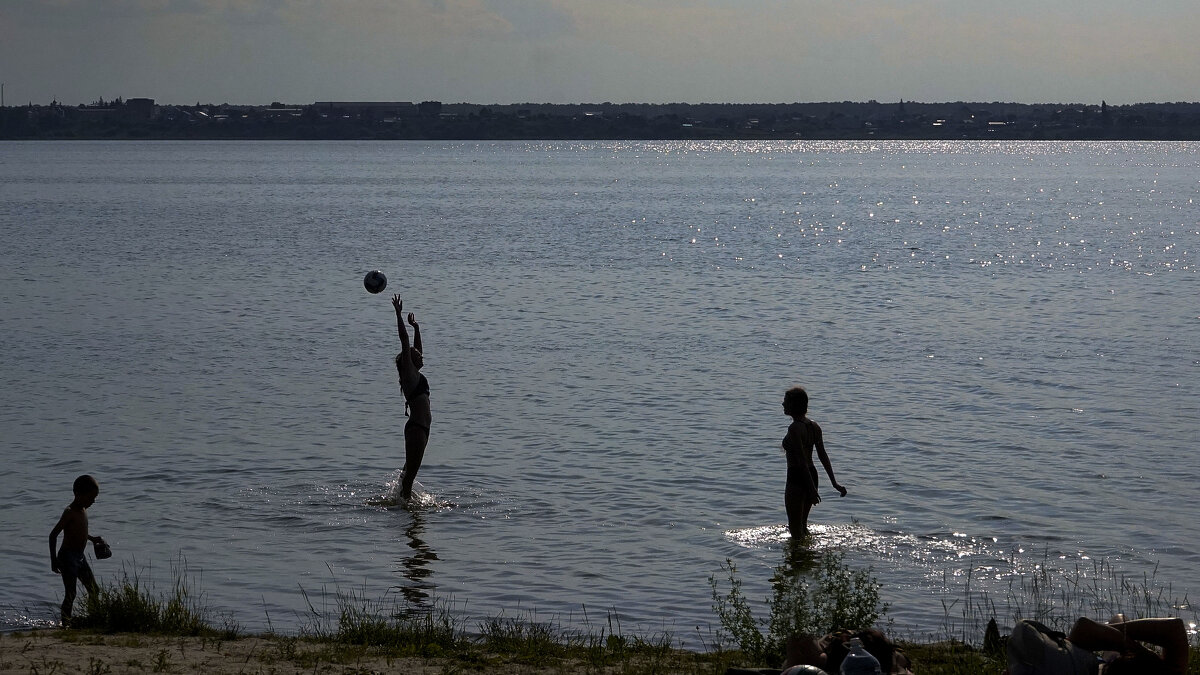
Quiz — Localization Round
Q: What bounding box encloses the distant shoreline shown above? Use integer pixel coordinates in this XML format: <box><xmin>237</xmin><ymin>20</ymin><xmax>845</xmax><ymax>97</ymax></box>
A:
<box><xmin>6</xmin><ymin>99</ymin><xmax>1200</xmax><ymax>141</ymax></box>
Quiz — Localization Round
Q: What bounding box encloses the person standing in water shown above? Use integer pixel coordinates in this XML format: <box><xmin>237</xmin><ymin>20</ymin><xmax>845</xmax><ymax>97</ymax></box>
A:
<box><xmin>392</xmin><ymin>295</ymin><xmax>431</xmax><ymax>502</ymax></box>
<box><xmin>49</xmin><ymin>474</ymin><xmax>105</xmax><ymax>624</ymax></box>
<box><xmin>782</xmin><ymin>386</ymin><xmax>846</xmax><ymax>538</ymax></box>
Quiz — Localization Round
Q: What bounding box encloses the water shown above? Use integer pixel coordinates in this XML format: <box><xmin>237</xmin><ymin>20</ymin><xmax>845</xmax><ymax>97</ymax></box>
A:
<box><xmin>2</xmin><ymin>140</ymin><xmax>1198</xmax><ymax>641</ymax></box>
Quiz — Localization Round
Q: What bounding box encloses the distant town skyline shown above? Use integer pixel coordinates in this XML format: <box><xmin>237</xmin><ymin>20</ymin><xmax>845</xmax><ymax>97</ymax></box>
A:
<box><xmin>3</xmin><ymin>0</ymin><xmax>1199</xmax><ymax>107</ymax></box>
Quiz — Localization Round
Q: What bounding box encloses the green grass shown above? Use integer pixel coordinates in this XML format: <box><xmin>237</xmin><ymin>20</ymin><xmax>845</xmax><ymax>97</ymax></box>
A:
<box><xmin>69</xmin><ymin>562</ymin><xmax>240</xmax><ymax>639</ymax></box>
<box><xmin>302</xmin><ymin>595</ymin><xmax>733</xmax><ymax>674</ymax></box>
<box><xmin>45</xmin><ymin>551</ymin><xmax>1199</xmax><ymax>674</ymax></box>
<box><xmin>709</xmin><ymin>546</ymin><xmax>1199</xmax><ymax>673</ymax></box>
<box><xmin>710</xmin><ymin>549</ymin><xmax>889</xmax><ymax>666</ymax></box>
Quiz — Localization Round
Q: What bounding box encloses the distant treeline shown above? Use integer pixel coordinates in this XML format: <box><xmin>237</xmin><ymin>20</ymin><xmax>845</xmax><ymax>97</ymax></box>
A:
<box><xmin>6</xmin><ymin>98</ymin><xmax>1200</xmax><ymax>140</ymax></box>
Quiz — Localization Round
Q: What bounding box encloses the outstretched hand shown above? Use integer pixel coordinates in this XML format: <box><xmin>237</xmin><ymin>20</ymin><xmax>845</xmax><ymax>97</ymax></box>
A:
<box><xmin>391</xmin><ymin>295</ymin><xmax>403</xmax><ymax>314</ymax></box>
<box><xmin>834</xmin><ymin>483</ymin><xmax>848</xmax><ymax>498</ymax></box>
<box><xmin>408</xmin><ymin>313</ymin><xmax>418</xmax><ymax>327</ymax></box>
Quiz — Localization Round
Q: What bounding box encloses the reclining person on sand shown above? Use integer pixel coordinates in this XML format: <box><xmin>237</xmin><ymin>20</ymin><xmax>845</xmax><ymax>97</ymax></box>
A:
<box><xmin>1006</xmin><ymin>615</ymin><xmax>1189</xmax><ymax>675</ymax></box>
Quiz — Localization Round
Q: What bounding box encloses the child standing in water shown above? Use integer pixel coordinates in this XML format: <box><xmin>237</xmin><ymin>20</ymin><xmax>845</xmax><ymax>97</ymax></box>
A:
<box><xmin>782</xmin><ymin>387</ymin><xmax>846</xmax><ymax>538</ymax></box>
<box><xmin>392</xmin><ymin>295</ymin><xmax>431</xmax><ymax>502</ymax></box>
<box><xmin>48</xmin><ymin>475</ymin><xmax>105</xmax><ymax>624</ymax></box>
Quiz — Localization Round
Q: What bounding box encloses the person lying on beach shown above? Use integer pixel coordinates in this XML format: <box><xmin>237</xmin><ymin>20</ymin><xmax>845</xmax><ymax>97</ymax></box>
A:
<box><xmin>781</xmin><ymin>386</ymin><xmax>846</xmax><ymax>538</ymax></box>
<box><xmin>392</xmin><ymin>295</ymin><xmax>431</xmax><ymax>502</ymax></box>
<box><xmin>49</xmin><ymin>474</ymin><xmax>105</xmax><ymax>624</ymax></box>
<box><xmin>781</xmin><ymin>629</ymin><xmax>912</xmax><ymax>674</ymax></box>
<box><xmin>1007</xmin><ymin>616</ymin><xmax>1189</xmax><ymax>675</ymax></box>
<box><xmin>1068</xmin><ymin>615</ymin><xmax>1189</xmax><ymax>675</ymax></box>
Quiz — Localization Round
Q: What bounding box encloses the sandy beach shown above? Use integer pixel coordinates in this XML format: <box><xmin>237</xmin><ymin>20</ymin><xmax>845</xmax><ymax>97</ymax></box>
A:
<box><xmin>0</xmin><ymin>630</ymin><xmax>712</xmax><ymax>674</ymax></box>
<box><xmin>1</xmin><ymin>632</ymin><xmax>423</xmax><ymax>675</ymax></box>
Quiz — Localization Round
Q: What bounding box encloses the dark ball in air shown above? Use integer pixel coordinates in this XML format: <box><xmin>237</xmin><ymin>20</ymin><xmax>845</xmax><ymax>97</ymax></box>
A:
<box><xmin>364</xmin><ymin>270</ymin><xmax>388</xmax><ymax>294</ymax></box>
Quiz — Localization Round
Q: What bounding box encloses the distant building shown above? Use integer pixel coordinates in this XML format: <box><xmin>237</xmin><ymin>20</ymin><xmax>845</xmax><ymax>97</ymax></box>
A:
<box><xmin>418</xmin><ymin>101</ymin><xmax>442</xmax><ymax>117</ymax></box>
<box><xmin>313</xmin><ymin>102</ymin><xmax>416</xmax><ymax>120</ymax></box>
<box><xmin>126</xmin><ymin>98</ymin><xmax>154</xmax><ymax>120</ymax></box>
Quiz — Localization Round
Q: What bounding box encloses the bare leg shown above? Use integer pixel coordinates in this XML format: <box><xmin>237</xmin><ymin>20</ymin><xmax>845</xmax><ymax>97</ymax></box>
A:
<box><xmin>785</xmin><ymin>489</ymin><xmax>811</xmax><ymax>539</ymax></box>
<box><xmin>60</xmin><ymin>570</ymin><xmax>79</xmax><ymax>625</ymax></box>
<box><xmin>79</xmin><ymin>561</ymin><xmax>97</xmax><ymax>597</ymax></box>
<box><xmin>800</xmin><ymin>501</ymin><xmax>814</xmax><ymax>535</ymax></box>
<box><xmin>401</xmin><ymin>423</ymin><xmax>429</xmax><ymax>501</ymax></box>
<box><xmin>59</xmin><ymin>557</ymin><xmax>96</xmax><ymax>625</ymax></box>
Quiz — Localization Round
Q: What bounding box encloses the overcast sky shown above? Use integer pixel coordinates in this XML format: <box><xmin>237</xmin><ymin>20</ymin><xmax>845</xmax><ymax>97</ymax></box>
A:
<box><xmin>3</xmin><ymin>0</ymin><xmax>1198</xmax><ymax>106</ymax></box>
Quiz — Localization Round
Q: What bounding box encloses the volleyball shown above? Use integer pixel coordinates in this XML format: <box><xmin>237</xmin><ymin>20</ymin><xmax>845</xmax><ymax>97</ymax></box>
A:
<box><xmin>363</xmin><ymin>270</ymin><xmax>387</xmax><ymax>294</ymax></box>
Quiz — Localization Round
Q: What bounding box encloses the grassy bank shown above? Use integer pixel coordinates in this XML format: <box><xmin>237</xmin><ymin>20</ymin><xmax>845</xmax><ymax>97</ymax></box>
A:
<box><xmin>5</xmin><ymin>554</ymin><xmax>1197</xmax><ymax>674</ymax></box>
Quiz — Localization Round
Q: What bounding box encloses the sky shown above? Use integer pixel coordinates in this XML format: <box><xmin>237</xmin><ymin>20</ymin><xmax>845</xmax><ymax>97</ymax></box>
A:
<box><xmin>3</xmin><ymin>0</ymin><xmax>1198</xmax><ymax>106</ymax></box>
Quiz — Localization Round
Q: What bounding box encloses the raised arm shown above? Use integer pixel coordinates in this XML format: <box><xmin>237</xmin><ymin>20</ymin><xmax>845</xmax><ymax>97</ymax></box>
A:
<box><xmin>408</xmin><ymin>313</ymin><xmax>422</xmax><ymax>353</ymax></box>
<box><xmin>391</xmin><ymin>295</ymin><xmax>410</xmax><ymax>351</ymax></box>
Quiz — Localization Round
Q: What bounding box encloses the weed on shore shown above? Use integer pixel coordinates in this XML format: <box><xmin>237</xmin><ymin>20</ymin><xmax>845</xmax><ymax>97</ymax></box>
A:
<box><xmin>68</xmin><ymin>562</ymin><xmax>239</xmax><ymax>639</ymax></box>
<box><xmin>30</xmin><ymin>551</ymin><xmax>1198</xmax><ymax>674</ymax></box>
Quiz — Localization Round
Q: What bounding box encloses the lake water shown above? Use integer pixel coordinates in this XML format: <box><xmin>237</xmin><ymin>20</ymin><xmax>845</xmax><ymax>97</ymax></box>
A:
<box><xmin>1</xmin><ymin>140</ymin><xmax>1198</xmax><ymax>643</ymax></box>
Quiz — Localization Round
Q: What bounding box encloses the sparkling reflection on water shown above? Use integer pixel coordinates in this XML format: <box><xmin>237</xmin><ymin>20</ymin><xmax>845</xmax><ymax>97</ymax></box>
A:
<box><xmin>1</xmin><ymin>140</ymin><xmax>1198</xmax><ymax>641</ymax></box>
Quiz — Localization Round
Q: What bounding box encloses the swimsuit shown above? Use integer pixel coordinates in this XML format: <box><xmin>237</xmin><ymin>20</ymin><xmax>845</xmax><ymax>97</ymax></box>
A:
<box><xmin>398</xmin><ymin>353</ymin><xmax>430</xmax><ymax>420</ymax></box>
<box><xmin>402</xmin><ymin>374</ymin><xmax>430</xmax><ymax>418</ymax></box>
<box><xmin>406</xmin><ymin>374</ymin><xmax>430</xmax><ymax>401</ymax></box>
<box><xmin>399</xmin><ymin>360</ymin><xmax>430</xmax><ymax>436</ymax></box>
<box><xmin>405</xmin><ymin>417</ymin><xmax>431</xmax><ymax>436</ymax></box>
<box><xmin>57</xmin><ymin>548</ymin><xmax>91</xmax><ymax>579</ymax></box>
<box><xmin>783</xmin><ymin>421</ymin><xmax>821</xmax><ymax>504</ymax></box>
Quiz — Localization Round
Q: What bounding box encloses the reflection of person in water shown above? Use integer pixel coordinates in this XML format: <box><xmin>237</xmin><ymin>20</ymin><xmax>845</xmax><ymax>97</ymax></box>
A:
<box><xmin>782</xmin><ymin>386</ymin><xmax>846</xmax><ymax>539</ymax></box>
<box><xmin>397</xmin><ymin>511</ymin><xmax>439</xmax><ymax>608</ymax></box>
<box><xmin>391</xmin><ymin>295</ymin><xmax>431</xmax><ymax>502</ymax></box>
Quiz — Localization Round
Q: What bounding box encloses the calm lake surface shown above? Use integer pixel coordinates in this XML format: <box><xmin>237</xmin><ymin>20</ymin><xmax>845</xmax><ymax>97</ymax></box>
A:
<box><xmin>2</xmin><ymin>140</ymin><xmax>1198</xmax><ymax>641</ymax></box>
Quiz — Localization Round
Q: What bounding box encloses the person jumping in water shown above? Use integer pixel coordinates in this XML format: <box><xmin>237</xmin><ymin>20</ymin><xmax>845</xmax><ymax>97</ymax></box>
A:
<box><xmin>782</xmin><ymin>386</ymin><xmax>846</xmax><ymax>538</ymax></box>
<box><xmin>392</xmin><ymin>295</ymin><xmax>431</xmax><ymax>502</ymax></box>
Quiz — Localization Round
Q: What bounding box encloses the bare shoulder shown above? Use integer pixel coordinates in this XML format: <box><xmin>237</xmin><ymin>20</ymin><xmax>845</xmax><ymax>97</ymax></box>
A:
<box><xmin>52</xmin><ymin>506</ymin><xmax>76</xmax><ymax>530</ymax></box>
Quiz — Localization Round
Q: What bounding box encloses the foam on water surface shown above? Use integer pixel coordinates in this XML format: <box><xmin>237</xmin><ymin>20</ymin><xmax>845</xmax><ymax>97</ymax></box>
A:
<box><xmin>724</xmin><ymin>522</ymin><xmax>860</xmax><ymax>550</ymax></box>
<box><xmin>366</xmin><ymin>470</ymin><xmax>450</xmax><ymax>510</ymax></box>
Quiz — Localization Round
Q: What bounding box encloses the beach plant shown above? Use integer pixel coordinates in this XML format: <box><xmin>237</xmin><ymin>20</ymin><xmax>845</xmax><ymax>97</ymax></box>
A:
<box><xmin>151</xmin><ymin>649</ymin><xmax>171</xmax><ymax>673</ymax></box>
<box><xmin>709</xmin><ymin>559</ymin><xmax>766</xmax><ymax>660</ymax></box>
<box><xmin>328</xmin><ymin>593</ymin><xmax>463</xmax><ymax>656</ymax></box>
<box><xmin>71</xmin><ymin>562</ymin><xmax>237</xmax><ymax>637</ymax></box>
<box><xmin>479</xmin><ymin>614</ymin><xmax>565</xmax><ymax>664</ymax></box>
<box><xmin>710</xmin><ymin>549</ymin><xmax>888</xmax><ymax>666</ymax></box>
<box><xmin>927</xmin><ymin>550</ymin><xmax>1199</xmax><ymax>650</ymax></box>
<box><xmin>294</xmin><ymin>590</ymin><xmax>728</xmax><ymax>674</ymax></box>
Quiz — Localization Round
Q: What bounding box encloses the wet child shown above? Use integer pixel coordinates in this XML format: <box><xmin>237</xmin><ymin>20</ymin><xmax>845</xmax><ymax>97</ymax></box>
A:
<box><xmin>48</xmin><ymin>474</ymin><xmax>104</xmax><ymax>624</ymax></box>
<box><xmin>782</xmin><ymin>387</ymin><xmax>846</xmax><ymax>538</ymax></box>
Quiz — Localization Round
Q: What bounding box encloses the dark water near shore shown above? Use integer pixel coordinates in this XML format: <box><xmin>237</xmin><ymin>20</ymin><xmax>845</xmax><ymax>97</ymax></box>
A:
<box><xmin>1</xmin><ymin>140</ymin><xmax>1198</xmax><ymax>640</ymax></box>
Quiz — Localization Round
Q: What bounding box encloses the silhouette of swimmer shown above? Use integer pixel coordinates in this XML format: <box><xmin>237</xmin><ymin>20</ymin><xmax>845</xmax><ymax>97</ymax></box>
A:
<box><xmin>782</xmin><ymin>386</ymin><xmax>846</xmax><ymax>538</ymax></box>
<box><xmin>392</xmin><ymin>295</ymin><xmax>431</xmax><ymax>502</ymax></box>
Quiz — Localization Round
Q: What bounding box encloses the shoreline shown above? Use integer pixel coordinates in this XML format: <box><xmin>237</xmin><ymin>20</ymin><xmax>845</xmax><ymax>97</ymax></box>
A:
<box><xmin>1</xmin><ymin>631</ymin><xmax>448</xmax><ymax>675</ymax></box>
<box><xmin>1</xmin><ymin>628</ymin><xmax>735</xmax><ymax>675</ymax></box>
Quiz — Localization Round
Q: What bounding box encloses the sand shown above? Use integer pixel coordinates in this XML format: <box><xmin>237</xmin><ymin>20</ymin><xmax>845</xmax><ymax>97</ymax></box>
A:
<box><xmin>1</xmin><ymin>629</ymin><xmax>700</xmax><ymax>674</ymax></box>
<box><xmin>1</xmin><ymin>631</ymin><xmax>479</xmax><ymax>674</ymax></box>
